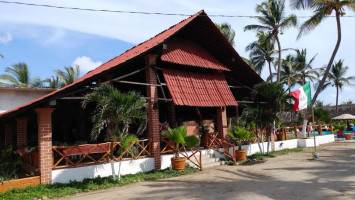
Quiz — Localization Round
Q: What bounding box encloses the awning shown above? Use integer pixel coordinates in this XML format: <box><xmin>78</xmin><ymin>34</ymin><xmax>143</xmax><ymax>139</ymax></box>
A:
<box><xmin>162</xmin><ymin>69</ymin><xmax>237</xmax><ymax>107</ymax></box>
<box><xmin>161</xmin><ymin>38</ymin><xmax>230</xmax><ymax>71</ymax></box>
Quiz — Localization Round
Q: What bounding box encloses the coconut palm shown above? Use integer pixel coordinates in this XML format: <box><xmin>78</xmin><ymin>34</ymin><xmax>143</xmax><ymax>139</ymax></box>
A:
<box><xmin>215</xmin><ymin>22</ymin><xmax>236</xmax><ymax>46</ymax></box>
<box><xmin>246</xmin><ymin>31</ymin><xmax>277</xmax><ymax>78</ymax></box>
<box><xmin>320</xmin><ymin>59</ymin><xmax>355</xmax><ymax>114</ymax></box>
<box><xmin>291</xmin><ymin>0</ymin><xmax>355</xmax><ymax>108</ymax></box>
<box><xmin>271</xmin><ymin>54</ymin><xmax>298</xmax><ymax>93</ymax></box>
<box><xmin>82</xmin><ymin>84</ymin><xmax>147</xmax><ymax>180</ymax></box>
<box><xmin>292</xmin><ymin>49</ymin><xmax>320</xmax><ymax>86</ymax></box>
<box><xmin>244</xmin><ymin>0</ymin><xmax>297</xmax><ymax>83</ymax></box>
<box><xmin>55</xmin><ymin>65</ymin><xmax>80</xmax><ymax>87</ymax></box>
<box><xmin>0</xmin><ymin>62</ymin><xmax>42</xmax><ymax>88</ymax></box>
<box><xmin>44</xmin><ymin>75</ymin><xmax>61</xmax><ymax>89</ymax></box>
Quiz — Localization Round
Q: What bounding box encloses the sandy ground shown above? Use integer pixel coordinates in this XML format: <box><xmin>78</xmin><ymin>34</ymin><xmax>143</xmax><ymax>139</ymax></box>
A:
<box><xmin>58</xmin><ymin>142</ymin><xmax>355</xmax><ymax>200</ymax></box>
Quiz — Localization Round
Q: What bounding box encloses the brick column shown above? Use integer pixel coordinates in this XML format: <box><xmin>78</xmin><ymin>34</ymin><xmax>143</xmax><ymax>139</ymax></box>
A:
<box><xmin>4</xmin><ymin>123</ymin><xmax>13</xmax><ymax>147</ymax></box>
<box><xmin>16</xmin><ymin>117</ymin><xmax>29</xmax><ymax>148</ymax></box>
<box><xmin>145</xmin><ymin>54</ymin><xmax>161</xmax><ymax>169</ymax></box>
<box><xmin>217</xmin><ymin>107</ymin><xmax>227</xmax><ymax>139</ymax></box>
<box><xmin>35</xmin><ymin>108</ymin><xmax>55</xmax><ymax>184</ymax></box>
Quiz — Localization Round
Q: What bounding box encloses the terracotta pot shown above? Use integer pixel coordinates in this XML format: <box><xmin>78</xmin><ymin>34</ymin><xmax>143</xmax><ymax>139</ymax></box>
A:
<box><xmin>171</xmin><ymin>157</ymin><xmax>186</xmax><ymax>171</ymax></box>
<box><xmin>235</xmin><ymin>149</ymin><xmax>247</xmax><ymax>161</ymax></box>
<box><xmin>345</xmin><ymin>134</ymin><xmax>352</xmax><ymax>140</ymax></box>
<box><xmin>277</xmin><ymin>134</ymin><xmax>285</xmax><ymax>141</ymax></box>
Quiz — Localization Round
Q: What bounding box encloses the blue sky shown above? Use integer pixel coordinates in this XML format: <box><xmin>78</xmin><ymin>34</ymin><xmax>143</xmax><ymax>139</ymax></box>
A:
<box><xmin>0</xmin><ymin>0</ymin><xmax>355</xmax><ymax>105</ymax></box>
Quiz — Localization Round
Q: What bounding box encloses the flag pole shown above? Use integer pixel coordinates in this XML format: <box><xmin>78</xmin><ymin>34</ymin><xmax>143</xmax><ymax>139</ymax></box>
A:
<box><xmin>312</xmin><ymin>106</ymin><xmax>316</xmax><ymax>153</ymax></box>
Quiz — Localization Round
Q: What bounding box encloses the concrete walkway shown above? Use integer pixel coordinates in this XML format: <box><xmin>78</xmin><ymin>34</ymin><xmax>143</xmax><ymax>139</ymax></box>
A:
<box><xmin>57</xmin><ymin>142</ymin><xmax>355</xmax><ymax>200</ymax></box>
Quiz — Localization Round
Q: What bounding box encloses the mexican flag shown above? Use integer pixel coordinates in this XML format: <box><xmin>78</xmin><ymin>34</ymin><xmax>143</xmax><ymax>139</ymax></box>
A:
<box><xmin>290</xmin><ymin>82</ymin><xmax>311</xmax><ymax>112</ymax></box>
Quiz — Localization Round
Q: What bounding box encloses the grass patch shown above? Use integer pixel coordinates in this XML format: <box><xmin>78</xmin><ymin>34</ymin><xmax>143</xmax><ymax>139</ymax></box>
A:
<box><xmin>222</xmin><ymin>148</ymin><xmax>304</xmax><ymax>166</ymax></box>
<box><xmin>0</xmin><ymin>167</ymin><xmax>199</xmax><ymax>200</ymax></box>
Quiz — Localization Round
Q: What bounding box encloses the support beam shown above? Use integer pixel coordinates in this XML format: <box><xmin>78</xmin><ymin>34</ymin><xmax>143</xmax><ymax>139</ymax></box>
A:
<box><xmin>35</xmin><ymin>108</ymin><xmax>55</xmax><ymax>184</ymax></box>
<box><xmin>145</xmin><ymin>54</ymin><xmax>161</xmax><ymax>170</ymax></box>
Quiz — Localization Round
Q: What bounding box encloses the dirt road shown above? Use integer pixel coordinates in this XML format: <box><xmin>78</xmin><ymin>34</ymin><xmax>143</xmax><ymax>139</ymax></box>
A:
<box><xmin>58</xmin><ymin>142</ymin><xmax>355</xmax><ymax>200</ymax></box>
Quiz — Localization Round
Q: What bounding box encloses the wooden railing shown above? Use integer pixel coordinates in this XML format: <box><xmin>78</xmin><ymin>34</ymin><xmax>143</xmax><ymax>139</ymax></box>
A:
<box><xmin>276</xmin><ymin>123</ymin><xmax>334</xmax><ymax>140</ymax></box>
<box><xmin>21</xmin><ymin>148</ymin><xmax>39</xmax><ymax>174</ymax></box>
<box><xmin>160</xmin><ymin>137</ymin><xmax>203</xmax><ymax>171</ymax></box>
<box><xmin>207</xmin><ymin>132</ymin><xmax>236</xmax><ymax>165</ymax></box>
<box><xmin>52</xmin><ymin>139</ymin><xmax>152</xmax><ymax>169</ymax></box>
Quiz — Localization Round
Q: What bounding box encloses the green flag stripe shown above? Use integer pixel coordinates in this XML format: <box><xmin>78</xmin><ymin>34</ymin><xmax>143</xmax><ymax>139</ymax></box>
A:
<box><xmin>303</xmin><ymin>82</ymin><xmax>311</xmax><ymax>106</ymax></box>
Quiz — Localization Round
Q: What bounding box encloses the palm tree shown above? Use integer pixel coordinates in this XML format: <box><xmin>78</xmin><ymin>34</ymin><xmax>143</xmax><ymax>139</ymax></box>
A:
<box><xmin>272</xmin><ymin>54</ymin><xmax>298</xmax><ymax>93</ymax></box>
<box><xmin>82</xmin><ymin>84</ymin><xmax>147</xmax><ymax>180</ymax></box>
<box><xmin>55</xmin><ymin>65</ymin><xmax>80</xmax><ymax>87</ymax></box>
<box><xmin>0</xmin><ymin>62</ymin><xmax>42</xmax><ymax>88</ymax></box>
<box><xmin>215</xmin><ymin>22</ymin><xmax>236</xmax><ymax>46</ymax></box>
<box><xmin>292</xmin><ymin>49</ymin><xmax>320</xmax><ymax>86</ymax></box>
<box><xmin>291</xmin><ymin>0</ymin><xmax>355</xmax><ymax>108</ymax></box>
<box><xmin>244</xmin><ymin>0</ymin><xmax>297</xmax><ymax>83</ymax></box>
<box><xmin>320</xmin><ymin>59</ymin><xmax>355</xmax><ymax>114</ymax></box>
<box><xmin>245</xmin><ymin>31</ymin><xmax>277</xmax><ymax>78</ymax></box>
<box><xmin>44</xmin><ymin>75</ymin><xmax>61</xmax><ymax>89</ymax></box>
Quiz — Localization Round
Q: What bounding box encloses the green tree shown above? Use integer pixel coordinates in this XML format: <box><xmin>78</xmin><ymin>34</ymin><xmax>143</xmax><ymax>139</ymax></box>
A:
<box><xmin>292</xmin><ymin>49</ymin><xmax>320</xmax><ymax>86</ymax></box>
<box><xmin>82</xmin><ymin>84</ymin><xmax>147</xmax><ymax>180</ymax></box>
<box><xmin>0</xmin><ymin>62</ymin><xmax>42</xmax><ymax>88</ymax></box>
<box><xmin>44</xmin><ymin>75</ymin><xmax>61</xmax><ymax>89</ymax></box>
<box><xmin>55</xmin><ymin>65</ymin><xmax>80</xmax><ymax>87</ymax></box>
<box><xmin>291</xmin><ymin>0</ymin><xmax>355</xmax><ymax>108</ymax></box>
<box><xmin>244</xmin><ymin>0</ymin><xmax>297</xmax><ymax>83</ymax></box>
<box><xmin>272</xmin><ymin>54</ymin><xmax>298</xmax><ymax>93</ymax></box>
<box><xmin>320</xmin><ymin>59</ymin><xmax>355</xmax><ymax>114</ymax></box>
<box><xmin>215</xmin><ymin>22</ymin><xmax>236</xmax><ymax>46</ymax></box>
<box><xmin>245</xmin><ymin>31</ymin><xmax>277</xmax><ymax>78</ymax></box>
<box><xmin>342</xmin><ymin>99</ymin><xmax>353</xmax><ymax>104</ymax></box>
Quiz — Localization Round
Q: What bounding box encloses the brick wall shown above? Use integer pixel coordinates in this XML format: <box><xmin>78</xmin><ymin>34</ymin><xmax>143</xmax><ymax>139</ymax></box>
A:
<box><xmin>16</xmin><ymin>117</ymin><xmax>28</xmax><ymax>148</ymax></box>
<box><xmin>217</xmin><ymin>107</ymin><xmax>227</xmax><ymax>138</ymax></box>
<box><xmin>35</xmin><ymin>108</ymin><xmax>55</xmax><ymax>184</ymax></box>
<box><xmin>145</xmin><ymin>54</ymin><xmax>161</xmax><ymax>169</ymax></box>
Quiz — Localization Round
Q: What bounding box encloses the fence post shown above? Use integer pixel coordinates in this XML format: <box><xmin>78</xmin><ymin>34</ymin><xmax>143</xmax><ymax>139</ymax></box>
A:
<box><xmin>330</xmin><ymin>124</ymin><xmax>334</xmax><ymax>135</ymax></box>
<box><xmin>319</xmin><ymin>124</ymin><xmax>323</xmax><ymax>135</ymax></box>
<box><xmin>307</xmin><ymin>125</ymin><xmax>310</xmax><ymax>138</ymax></box>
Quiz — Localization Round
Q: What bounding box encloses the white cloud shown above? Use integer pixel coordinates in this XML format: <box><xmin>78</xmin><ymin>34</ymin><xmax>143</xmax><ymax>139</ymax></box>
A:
<box><xmin>72</xmin><ymin>56</ymin><xmax>103</xmax><ymax>73</ymax></box>
<box><xmin>0</xmin><ymin>32</ymin><xmax>12</xmax><ymax>44</ymax></box>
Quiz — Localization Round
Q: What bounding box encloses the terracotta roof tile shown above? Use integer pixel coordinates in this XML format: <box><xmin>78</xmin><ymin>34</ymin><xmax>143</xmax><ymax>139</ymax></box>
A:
<box><xmin>162</xmin><ymin>69</ymin><xmax>237</xmax><ymax>107</ymax></box>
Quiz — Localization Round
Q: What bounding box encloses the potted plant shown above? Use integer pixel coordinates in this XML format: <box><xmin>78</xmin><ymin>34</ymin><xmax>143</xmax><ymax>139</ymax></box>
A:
<box><xmin>162</xmin><ymin>126</ymin><xmax>200</xmax><ymax>171</ymax></box>
<box><xmin>227</xmin><ymin>126</ymin><xmax>255</xmax><ymax>161</ymax></box>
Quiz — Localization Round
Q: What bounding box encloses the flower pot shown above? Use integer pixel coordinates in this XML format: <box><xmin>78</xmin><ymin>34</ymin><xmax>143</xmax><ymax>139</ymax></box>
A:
<box><xmin>277</xmin><ymin>134</ymin><xmax>285</xmax><ymax>141</ymax></box>
<box><xmin>345</xmin><ymin>134</ymin><xmax>352</xmax><ymax>140</ymax></box>
<box><xmin>171</xmin><ymin>157</ymin><xmax>186</xmax><ymax>171</ymax></box>
<box><xmin>235</xmin><ymin>149</ymin><xmax>247</xmax><ymax>161</ymax></box>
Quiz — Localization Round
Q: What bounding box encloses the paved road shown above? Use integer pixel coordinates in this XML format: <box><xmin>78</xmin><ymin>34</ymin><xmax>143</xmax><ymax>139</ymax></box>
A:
<box><xmin>58</xmin><ymin>142</ymin><xmax>355</xmax><ymax>200</ymax></box>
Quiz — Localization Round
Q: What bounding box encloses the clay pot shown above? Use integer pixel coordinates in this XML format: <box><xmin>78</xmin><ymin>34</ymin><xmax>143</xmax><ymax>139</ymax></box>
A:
<box><xmin>345</xmin><ymin>134</ymin><xmax>352</xmax><ymax>140</ymax></box>
<box><xmin>277</xmin><ymin>134</ymin><xmax>285</xmax><ymax>141</ymax></box>
<box><xmin>171</xmin><ymin>157</ymin><xmax>186</xmax><ymax>171</ymax></box>
<box><xmin>235</xmin><ymin>149</ymin><xmax>247</xmax><ymax>161</ymax></box>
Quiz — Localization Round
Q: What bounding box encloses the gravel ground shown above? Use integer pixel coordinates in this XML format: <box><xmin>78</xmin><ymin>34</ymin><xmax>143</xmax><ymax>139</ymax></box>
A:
<box><xmin>57</xmin><ymin>142</ymin><xmax>355</xmax><ymax>200</ymax></box>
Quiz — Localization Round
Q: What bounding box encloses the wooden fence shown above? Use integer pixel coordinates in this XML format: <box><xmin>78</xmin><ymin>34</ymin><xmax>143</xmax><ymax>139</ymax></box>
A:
<box><xmin>52</xmin><ymin>139</ymin><xmax>151</xmax><ymax>169</ymax></box>
<box><xmin>276</xmin><ymin>123</ymin><xmax>334</xmax><ymax>140</ymax></box>
<box><xmin>207</xmin><ymin>132</ymin><xmax>236</xmax><ymax>165</ymax></box>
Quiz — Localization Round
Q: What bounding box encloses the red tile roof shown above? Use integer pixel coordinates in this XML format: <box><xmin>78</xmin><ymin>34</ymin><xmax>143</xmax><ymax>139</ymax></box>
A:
<box><xmin>162</xmin><ymin>69</ymin><xmax>237</xmax><ymax>107</ymax></box>
<box><xmin>161</xmin><ymin>38</ymin><xmax>230</xmax><ymax>71</ymax></box>
<box><xmin>0</xmin><ymin>10</ymin><xmax>206</xmax><ymax>119</ymax></box>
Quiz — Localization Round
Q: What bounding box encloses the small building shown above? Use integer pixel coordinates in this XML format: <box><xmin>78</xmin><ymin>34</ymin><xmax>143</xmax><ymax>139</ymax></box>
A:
<box><xmin>0</xmin><ymin>87</ymin><xmax>54</xmax><ymax>113</ymax></box>
<box><xmin>0</xmin><ymin>10</ymin><xmax>263</xmax><ymax>184</ymax></box>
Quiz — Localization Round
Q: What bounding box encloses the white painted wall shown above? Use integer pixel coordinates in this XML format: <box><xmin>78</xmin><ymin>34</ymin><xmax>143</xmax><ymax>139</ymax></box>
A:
<box><xmin>52</xmin><ymin>157</ymin><xmax>154</xmax><ymax>183</ymax></box>
<box><xmin>0</xmin><ymin>87</ymin><xmax>54</xmax><ymax>112</ymax></box>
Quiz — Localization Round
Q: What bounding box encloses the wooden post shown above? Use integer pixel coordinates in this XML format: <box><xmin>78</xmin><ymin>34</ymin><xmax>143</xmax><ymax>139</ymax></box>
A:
<box><xmin>318</xmin><ymin>124</ymin><xmax>323</xmax><ymax>135</ymax></box>
<box><xmin>307</xmin><ymin>125</ymin><xmax>310</xmax><ymax>138</ymax></box>
<box><xmin>330</xmin><ymin>124</ymin><xmax>334</xmax><ymax>135</ymax></box>
<box><xmin>294</xmin><ymin>126</ymin><xmax>298</xmax><ymax>139</ymax></box>
<box><xmin>199</xmin><ymin>150</ymin><xmax>203</xmax><ymax>171</ymax></box>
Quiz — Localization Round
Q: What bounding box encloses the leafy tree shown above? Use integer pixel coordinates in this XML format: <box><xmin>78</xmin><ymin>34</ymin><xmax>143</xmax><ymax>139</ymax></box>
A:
<box><xmin>245</xmin><ymin>31</ymin><xmax>277</xmax><ymax>78</ymax></box>
<box><xmin>291</xmin><ymin>0</ymin><xmax>355</xmax><ymax>108</ymax></box>
<box><xmin>82</xmin><ymin>84</ymin><xmax>147</xmax><ymax>180</ymax></box>
<box><xmin>342</xmin><ymin>100</ymin><xmax>353</xmax><ymax>104</ymax></box>
<box><xmin>44</xmin><ymin>75</ymin><xmax>61</xmax><ymax>89</ymax></box>
<box><xmin>244</xmin><ymin>0</ymin><xmax>297</xmax><ymax>83</ymax></box>
<box><xmin>313</xmin><ymin>107</ymin><xmax>331</xmax><ymax>124</ymax></box>
<box><xmin>55</xmin><ymin>65</ymin><xmax>80</xmax><ymax>87</ymax></box>
<box><xmin>320</xmin><ymin>59</ymin><xmax>355</xmax><ymax>114</ymax></box>
<box><xmin>215</xmin><ymin>22</ymin><xmax>236</xmax><ymax>46</ymax></box>
<box><xmin>292</xmin><ymin>49</ymin><xmax>320</xmax><ymax>86</ymax></box>
<box><xmin>0</xmin><ymin>62</ymin><xmax>42</xmax><ymax>88</ymax></box>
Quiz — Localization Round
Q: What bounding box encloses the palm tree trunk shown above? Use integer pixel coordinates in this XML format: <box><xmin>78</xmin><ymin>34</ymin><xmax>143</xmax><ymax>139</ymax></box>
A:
<box><xmin>268</xmin><ymin>61</ymin><xmax>273</xmax><ymax>83</ymax></box>
<box><xmin>311</xmin><ymin>7</ymin><xmax>342</xmax><ymax>108</ymax></box>
<box><xmin>274</xmin><ymin>33</ymin><xmax>282</xmax><ymax>83</ymax></box>
<box><xmin>336</xmin><ymin>86</ymin><xmax>339</xmax><ymax>115</ymax></box>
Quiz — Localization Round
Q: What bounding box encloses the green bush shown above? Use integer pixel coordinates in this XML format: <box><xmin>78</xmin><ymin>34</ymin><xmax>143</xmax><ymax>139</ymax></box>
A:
<box><xmin>0</xmin><ymin>146</ymin><xmax>23</xmax><ymax>182</ymax></box>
